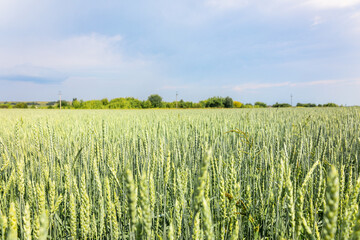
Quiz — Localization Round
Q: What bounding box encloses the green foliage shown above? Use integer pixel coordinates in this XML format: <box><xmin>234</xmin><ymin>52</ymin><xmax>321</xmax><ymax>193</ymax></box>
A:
<box><xmin>164</xmin><ymin>102</ymin><xmax>176</xmax><ymax>108</ymax></box>
<box><xmin>81</xmin><ymin>100</ymin><xmax>104</xmax><ymax>109</ymax></box>
<box><xmin>178</xmin><ymin>99</ymin><xmax>195</xmax><ymax>108</ymax></box>
<box><xmin>101</xmin><ymin>98</ymin><xmax>109</xmax><ymax>106</ymax></box>
<box><xmin>204</xmin><ymin>96</ymin><xmax>235</xmax><ymax>108</ymax></box>
<box><xmin>147</xmin><ymin>94</ymin><xmax>162</xmax><ymax>108</ymax></box>
<box><xmin>55</xmin><ymin>100</ymin><xmax>69</xmax><ymax>108</ymax></box>
<box><xmin>233</xmin><ymin>101</ymin><xmax>243</xmax><ymax>108</ymax></box>
<box><xmin>243</xmin><ymin>103</ymin><xmax>253</xmax><ymax>108</ymax></box>
<box><xmin>126</xmin><ymin>97</ymin><xmax>142</xmax><ymax>108</ymax></box>
<box><xmin>14</xmin><ymin>102</ymin><xmax>28</xmax><ymax>108</ymax></box>
<box><xmin>109</xmin><ymin>98</ymin><xmax>131</xmax><ymax>109</ymax></box>
<box><xmin>8</xmin><ymin>98</ymin><xmax>341</xmax><ymax>110</ymax></box>
<box><xmin>108</xmin><ymin>97</ymin><xmax>143</xmax><ymax>109</ymax></box>
<box><xmin>297</xmin><ymin>103</ymin><xmax>317</xmax><ymax>107</ymax></box>
<box><xmin>207</xmin><ymin>98</ymin><xmax>222</xmax><ymax>107</ymax></box>
<box><xmin>205</xmin><ymin>97</ymin><xmax>224</xmax><ymax>108</ymax></box>
<box><xmin>46</xmin><ymin>101</ymin><xmax>57</xmax><ymax>106</ymax></box>
<box><xmin>273</xmin><ymin>102</ymin><xmax>291</xmax><ymax>108</ymax></box>
<box><xmin>141</xmin><ymin>100</ymin><xmax>152</xmax><ymax>109</ymax></box>
<box><xmin>255</xmin><ymin>101</ymin><xmax>267</xmax><ymax>108</ymax></box>
<box><xmin>224</xmin><ymin>96</ymin><xmax>234</xmax><ymax>108</ymax></box>
<box><xmin>72</xmin><ymin>98</ymin><xmax>81</xmax><ymax>109</ymax></box>
<box><xmin>323</xmin><ymin>103</ymin><xmax>339</xmax><ymax>107</ymax></box>
<box><xmin>0</xmin><ymin>108</ymin><xmax>358</xmax><ymax>239</ymax></box>
<box><xmin>27</xmin><ymin>102</ymin><xmax>40</xmax><ymax>106</ymax></box>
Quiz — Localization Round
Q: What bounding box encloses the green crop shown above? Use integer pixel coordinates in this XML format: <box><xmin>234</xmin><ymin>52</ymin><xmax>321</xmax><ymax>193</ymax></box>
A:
<box><xmin>0</xmin><ymin>108</ymin><xmax>359</xmax><ymax>239</ymax></box>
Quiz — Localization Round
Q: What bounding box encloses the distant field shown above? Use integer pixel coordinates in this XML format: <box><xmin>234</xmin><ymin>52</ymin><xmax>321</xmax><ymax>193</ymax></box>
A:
<box><xmin>0</xmin><ymin>108</ymin><xmax>359</xmax><ymax>239</ymax></box>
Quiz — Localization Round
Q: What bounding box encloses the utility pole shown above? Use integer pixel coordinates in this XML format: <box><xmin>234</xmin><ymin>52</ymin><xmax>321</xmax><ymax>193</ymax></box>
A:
<box><xmin>176</xmin><ymin>91</ymin><xmax>178</xmax><ymax>108</ymax></box>
<box><xmin>59</xmin><ymin>91</ymin><xmax>62</xmax><ymax>110</ymax></box>
<box><xmin>290</xmin><ymin>93</ymin><xmax>293</xmax><ymax>107</ymax></box>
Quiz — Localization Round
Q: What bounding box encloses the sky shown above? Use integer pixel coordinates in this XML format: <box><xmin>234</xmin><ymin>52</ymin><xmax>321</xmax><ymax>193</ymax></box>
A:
<box><xmin>0</xmin><ymin>0</ymin><xmax>360</xmax><ymax>105</ymax></box>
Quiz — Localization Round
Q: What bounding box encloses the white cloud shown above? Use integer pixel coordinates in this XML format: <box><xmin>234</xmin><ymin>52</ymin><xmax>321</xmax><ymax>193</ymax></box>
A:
<box><xmin>0</xmin><ymin>0</ymin><xmax>50</xmax><ymax>28</ymax></box>
<box><xmin>232</xmin><ymin>82</ymin><xmax>290</xmax><ymax>91</ymax></box>
<box><xmin>0</xmin><ymin>32</ymin><xmax>169</xmax><ymax>100</ymax></box>
<box><xmin>311</xmin><ymin>16</ymin><xmax>323</xmax><ymax>26</ymax></box>
<box><xmin>161</xmin><ymin>85</ymin><xmax>190</xmax><ymax>90</ymax></box>
<box><xmin>0</xmin><ymin>33</ymin><xmax>156</xmax><ymax>79</ymax></box>
<box><xmin>205</xmin><ymin>0</ymin><xmax>249</xmax><ymax>10</ymax></box>
<box><xmin>205</xmin><ymin>0</ymin><xmax>360</xmax><ymax>12</ymax></box>
<box><xmin>305</xmin><ymin>0</ymin><xmax>360</xmax><ymax>9</ymax></box>
<box><xmin>231</xmin><ymin>79</ymin><xmax>358</xmax><ymax>92</ymax></box>
<box><xmin>0</xmin><ymin>33</ymin><xmax>169</xmax><ymax>97</ymax></box>
<box><xmin>0</xmin><ymin>33</ymin><xmax>125</xmax><ymax>69</ymax></box>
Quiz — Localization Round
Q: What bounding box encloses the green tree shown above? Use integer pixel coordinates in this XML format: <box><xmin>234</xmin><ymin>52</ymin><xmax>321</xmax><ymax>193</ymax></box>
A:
<box><xmin>72</xmin><ymin>98</ymin><xmax>81</xmax><ymax>109</ymax></box>
<box><xmin>14</xmin><ymin>102</ymin><xmax>28</xmax><ymax>108</ymax></box>
<box><xmin>205</xmin><ymin>97</ymin><xmax>224</xmax><ymax>108</ymax></box>
<box><xmin>255</xmin><ymin>102</ymin><xmax>267</xmax><ymax>108</ymax></box>
<box><xmin>233</xmin><ymin>101</ymin><xmax>243</xmax><ymax>108</ymax></box>
<box><xmin>56</xmin><ymin>100</ymin><xmax>69</xmax><ymax>108</ymax></box>
<box><xmin>148</xmin><ymin>94</ymin><xmax>162</xmax><ymax>108</ymax></box>
<box><xmin>126</xmin><ymin>97</ymin><xmax>142</xmax><ymax>108</ymax></box>
<box><xmin>101</xmin><ymin>98</ymin><xmax>109</xmax><ymax>105</ymax></box>
<box><xmin>141</xmin><ymin>100</ymin><xmax>152</xmax><ymax>108</ymax></box>
<box><xmin>109</xmin><ymin>98</ymin><xmax>131</xmax><ymax>109</ymax></box>
<box><xmin>82</xmin><ymin>100</ymin><xmax>104</xmax><ymax>109</ymax></box>
<box><xmin>178</xmin><ymin>99</ymin><xmax>185</xmax><ymax>108</ymax></box>
<box><xmin>296</xmin><ymin>103</ymin><xmax>316</xmax><ymax>107</ymax></box>
<box><xmin>224</xmin><ymin>97</ymin><xmax>234</xmax><ymax>108</ymax></box>
<box><xmin>272</xmin><ymin>102</ymin><xmax>291</xmax><ymax>108</ymax></box>
<box><xmin>323</xmin><ymin>103</ymin><xmax>338</xmax><ymax>107</ymax></box>
<box><xmin>243</xmin><ymin>103</ymin><xmax>253</xmax><ymax>108</ymax></box>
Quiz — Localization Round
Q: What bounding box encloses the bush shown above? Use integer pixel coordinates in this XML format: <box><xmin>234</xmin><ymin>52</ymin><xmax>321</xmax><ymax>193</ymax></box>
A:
<box><xmin>205</xmin><ymin>97</ymin><xmax>224</xmax><ymax>108</ymax></box>
<box><xmin>141</xmin><ymin>100</ymin><xmax>152</xmax><ymax>109</ymax></box>
<box><xmin>101</xmin><ymin>98</ymin><xmax>109</xmax><ymax>106</ymax></box>
<box><xmin>272</xmin><ymin>102</ymin><xmax>291</xmax><ymax>108</ymax></box>
<box><xmin>82</xmin><ymin>100</ymin><xmax>104</xmax><ymax>109</ymax></box>
<box><xmin>72</xmin><ymin>99</ymin><xmax>81</xmax><ymax>109</ymax></box>
<box><xmin>233</xmin><ymin>101</ymin><xmax>243</xmax><ymax>108</ymax></box>
<box><xmin>297</xmin><ymin>103</ymin><xmax>317</xmax><ymax>107</ymax></box>
<box><xmin>27</xmin><ymin>102</ymin><xmax>40</xmax><ymax>106</ymax></box>
<box><xmin>126</xmin><ymin>97</ymin><xmax>142</xmax><ymax>109</ymax></box>
<box><xmin>109</xmin><ymin>98</ymin><xmax>130</xmax><ymax>109</ymax></box>
<box><xmin>46</xmin><ymin>101</ymin><xmax>57</xmax><ymax>106</ymax></box>
<box><xmin>55</xmin><ymin>101</ymin><xmax>69</xmax><ymax>108</ymax></box>
<box><xmin>255</xmin><ymin>102</ymin><xmax>267</xmax><ymax>108</ymax></box>
<box><xmin>14</xmin><ymin>102</ymin><xmax>28</xmax><ymax>108</ymax></box>
<box><xmin>323</xmin><ymin>103</ymin><xmax>338</xmax><ymax>107</ymax></box>
<box><xmin>243</xmin><ymin>103</ymin><xmax>253</xmax><ymax>108</ymax></box>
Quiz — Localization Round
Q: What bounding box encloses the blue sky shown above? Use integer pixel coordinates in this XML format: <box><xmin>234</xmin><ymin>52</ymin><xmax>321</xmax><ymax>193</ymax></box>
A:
<box><xmin>0</xmin><ymin>0</ymin><xmax>360</xmax><ymax>105</ymax></box>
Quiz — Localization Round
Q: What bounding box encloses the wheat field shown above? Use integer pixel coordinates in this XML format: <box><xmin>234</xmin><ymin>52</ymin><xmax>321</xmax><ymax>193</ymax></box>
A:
<box><xmin>0</xmin><ymin>108</ymin><xmax>359</xmax><ymax>239</ymax></box>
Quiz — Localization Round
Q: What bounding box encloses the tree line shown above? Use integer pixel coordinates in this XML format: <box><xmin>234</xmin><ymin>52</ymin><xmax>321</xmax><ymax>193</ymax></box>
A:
<box><xmin>0</xmin><ymin>95</ymin><xmax>341</xmax><ymax>109</ymax></box>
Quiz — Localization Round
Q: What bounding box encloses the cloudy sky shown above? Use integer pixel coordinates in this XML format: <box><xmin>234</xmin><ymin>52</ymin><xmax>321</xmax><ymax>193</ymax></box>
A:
<box><xmin>1</xmin><ymin>0</ymin><xmax>360</xmax><ymax>105</ymax></box>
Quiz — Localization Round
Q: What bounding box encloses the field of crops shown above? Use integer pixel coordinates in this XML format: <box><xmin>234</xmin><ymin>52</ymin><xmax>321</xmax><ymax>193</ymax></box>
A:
<box><xmin>0</xmin><ymin>108</ymin><xmax>359</xmax><ymax>239</ymax></box>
